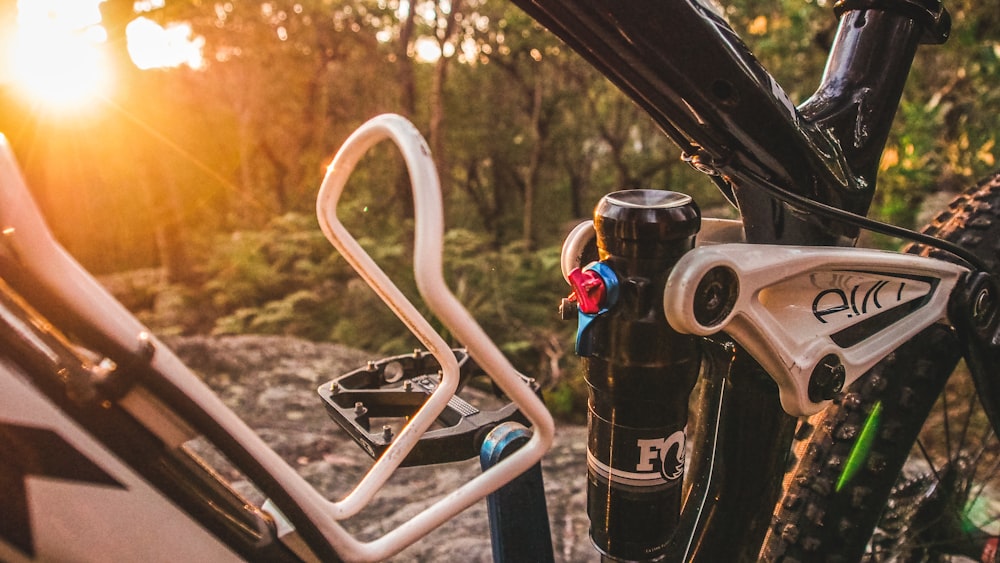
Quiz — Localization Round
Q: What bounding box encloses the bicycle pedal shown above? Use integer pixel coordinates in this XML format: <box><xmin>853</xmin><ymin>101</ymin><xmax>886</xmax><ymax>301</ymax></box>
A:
<box><xmin>317</xmin><ymin>349</ymin><xmax>538</xmax><ymax>466</ymax></box>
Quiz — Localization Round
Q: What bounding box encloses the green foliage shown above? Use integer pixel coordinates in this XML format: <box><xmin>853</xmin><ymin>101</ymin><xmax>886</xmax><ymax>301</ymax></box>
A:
<box><xmin>13</xmin><ymin>0</ymin><xmax>999</xmax><ymax>420</ymax></box>
<box><xmin>215</xmin><ymin>290</ymin><xmax>326</xmax><ymax>337</ymax></box>
<box><xmin>543</xmin><ymin>380</ymin><xmax>588</xmax><ymax>424</ymax></box>
<box><xmin>440</xmin><ymin>229</ymin><xmax>575</xmax><ymax>380</ymax></box>
<box><xmin>185</xmin><ymin>212</ymin><xmax>578</xmax><ymax>403</ymax></box>
<box><xmin>872</xmin><ymin>1</ymin><xmax>1000</xmax><ymax>229</ymax></box>
<box><xmin>204</xmin><ymin>213</ymin><xmax>340</xmax><ymax>307</ymax></box>
<box><xmin>197</xmin><ymin>212</ymin><xmax>343</xmax><ymax>339</ymax></box>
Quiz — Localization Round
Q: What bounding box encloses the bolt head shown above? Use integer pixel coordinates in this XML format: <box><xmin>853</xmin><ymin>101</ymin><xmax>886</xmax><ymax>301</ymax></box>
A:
<box><xmin>974</xmin><ymin>288</ymin><xmax>995</xmax><ymax>326</ymax></box>
<box><xmin>693</xmin><ymin>266</ymin><xmax>738</xmax><ymax>327</ymax></box>
<box><xmin>809</xmin><ymin>354</ymin><xmax>846</xmax><ymax>402</ymax></box>
<box><xmin>559</xmin><ymin>297</ymin><xmax>579</xmax><ymax>320</ymax></box>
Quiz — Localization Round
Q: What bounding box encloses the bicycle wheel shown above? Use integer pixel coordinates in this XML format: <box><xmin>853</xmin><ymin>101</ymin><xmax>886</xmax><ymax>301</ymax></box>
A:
<box><xmin>761</xmin><ymin>170</ymin><xmax>1000</xmax><ymax>563</ymax></box>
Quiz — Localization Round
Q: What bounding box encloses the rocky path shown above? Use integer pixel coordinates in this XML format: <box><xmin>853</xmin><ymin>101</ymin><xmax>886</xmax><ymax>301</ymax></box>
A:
<box><xmin>167</xmin><ymin>335</ymin><xmax>597</xmax><ymax>562</ymax></box>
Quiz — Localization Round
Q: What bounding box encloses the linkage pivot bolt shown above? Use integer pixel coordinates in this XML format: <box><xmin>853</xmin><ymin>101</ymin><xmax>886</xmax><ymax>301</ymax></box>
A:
<box><xmin>692</xmin><ymin>266</ymin><xmax>738</xmax><ymax>328</ymax></box>
<box><xmin>809</xmin><ymin>354</ymin><xmax>846</xmax><ymax>402</ymax></box>
<box><xmin>973</xmin><ymin>287</ymin><xmax>995</xmax><ymax>328</ymax></box>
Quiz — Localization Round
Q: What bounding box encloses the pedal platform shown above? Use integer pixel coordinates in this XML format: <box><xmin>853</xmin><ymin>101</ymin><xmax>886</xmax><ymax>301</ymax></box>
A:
<box><xmin>317</xmin><ymin>349</ymin><xmax>538</xmax><ymax>466</ymax></box>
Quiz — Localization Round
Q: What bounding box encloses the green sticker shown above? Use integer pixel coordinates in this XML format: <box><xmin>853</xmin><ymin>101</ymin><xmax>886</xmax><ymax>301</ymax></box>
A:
<box><xmin>837</xmin><ymin>401</ymin><xmax>882</xmax><ymax>493</ymax></box>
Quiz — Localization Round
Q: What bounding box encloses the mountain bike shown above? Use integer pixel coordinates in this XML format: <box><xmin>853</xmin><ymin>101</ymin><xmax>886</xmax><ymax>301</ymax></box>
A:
<box><xmin>1</xmin><ymin>0</ymin><xmax>998</xmax><ymax>561</ymax></box>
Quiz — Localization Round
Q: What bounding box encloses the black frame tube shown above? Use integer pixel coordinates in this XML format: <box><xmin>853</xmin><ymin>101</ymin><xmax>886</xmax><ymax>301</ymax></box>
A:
<box><xmin>511</xmin><ymin>0</ymin><xmax>934</xmax><ymax>244</ymax></box>
<box><xmin>508</xmin><ymin>0</ymin><xmax>946</xmax><ymax>560</ymax></box>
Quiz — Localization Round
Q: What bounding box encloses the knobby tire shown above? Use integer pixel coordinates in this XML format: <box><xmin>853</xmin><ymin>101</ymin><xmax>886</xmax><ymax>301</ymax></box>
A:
<box><xmin>762</xmin><ymin>171</ymin><xmax>1000</xmax><ymax>562</ymax></box>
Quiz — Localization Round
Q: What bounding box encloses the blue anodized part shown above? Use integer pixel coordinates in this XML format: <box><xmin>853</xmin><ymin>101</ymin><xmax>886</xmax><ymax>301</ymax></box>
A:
<box><xmin>575</xmin><ymin>261</ymin><xmax>619</xmax><ymax>356</ymax></box>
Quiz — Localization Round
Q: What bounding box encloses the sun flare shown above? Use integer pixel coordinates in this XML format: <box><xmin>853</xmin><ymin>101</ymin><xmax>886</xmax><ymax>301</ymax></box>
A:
<box><xmin>127</xmin><ymin>17</ymin><xmax>205</xmax><ymax>71</ymax></box>
<box><xmin>10</xmin><ymin>30</ymin><xmax>111</xmax><ymax>110</ymax></box>
<box><xmin>6</xmin><ymin>0</ymin><xmax>206</xmax><ymax>112</ymax></box>
<box><xmin>9</xmin><ymin>0</ymin><xmax>112</xmax><ymax>111</ymax></box>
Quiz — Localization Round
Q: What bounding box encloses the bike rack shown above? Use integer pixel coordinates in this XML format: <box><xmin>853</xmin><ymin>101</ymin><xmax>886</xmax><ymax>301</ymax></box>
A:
<box><xmin>0</xmin><ymin>116</ymin><xmax>554</xmax><ymax>563</ymax></box>
<box><xmin>313</xmin><ymin>113</ymin><xmax>555</xmax><ymax>560</ymax></box>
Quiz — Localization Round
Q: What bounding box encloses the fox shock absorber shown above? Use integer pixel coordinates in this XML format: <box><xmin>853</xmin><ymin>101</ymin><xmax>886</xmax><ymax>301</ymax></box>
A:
<box><xmin>568</xmin><ymin>189</ymin><xmax>701</xmax><ymax>561</ymax></box>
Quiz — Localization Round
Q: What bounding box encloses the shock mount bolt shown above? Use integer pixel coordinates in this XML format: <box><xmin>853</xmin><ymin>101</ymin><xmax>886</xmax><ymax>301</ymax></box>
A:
<box><xmin>693</xmin><ymin>266</ymin><xmax>739</xmax><ymax>327</ymax></box>
<box><xmin>809</xmin><ymin>354</ymin><xmax>846</xmax><ymax>402</ymax></box>
<box><xmin>974</xmin><ymin>287</ymin><xmax>994</xmax><ymax>327</ymax></box>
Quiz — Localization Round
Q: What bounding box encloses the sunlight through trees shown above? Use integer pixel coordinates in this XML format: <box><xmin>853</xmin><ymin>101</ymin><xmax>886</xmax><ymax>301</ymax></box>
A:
<box><xmin>0</xmin><ymin>0</ymin><xmax>995</xmax><ymax>391</ymax></box>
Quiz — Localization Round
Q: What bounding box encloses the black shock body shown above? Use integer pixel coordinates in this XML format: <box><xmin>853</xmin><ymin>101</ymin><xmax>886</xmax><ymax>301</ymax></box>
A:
<box><xmin>579</xmin><ymin>190</ymin><xmax>702</xmax><ymax>561</ymax></box>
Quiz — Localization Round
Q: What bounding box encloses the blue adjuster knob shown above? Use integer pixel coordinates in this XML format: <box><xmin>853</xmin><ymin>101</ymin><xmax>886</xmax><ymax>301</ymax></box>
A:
<box><xmin>568</xmin><ymin>262</ymin><xmax>619</xmax><ymax>355</ymax></box>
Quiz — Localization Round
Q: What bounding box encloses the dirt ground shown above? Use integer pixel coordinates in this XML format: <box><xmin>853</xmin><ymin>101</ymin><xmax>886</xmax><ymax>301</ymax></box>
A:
<box><xmin>167</xmin><ymin>334</ymin><xmax>597</xmax><ymax>562</ymax></box>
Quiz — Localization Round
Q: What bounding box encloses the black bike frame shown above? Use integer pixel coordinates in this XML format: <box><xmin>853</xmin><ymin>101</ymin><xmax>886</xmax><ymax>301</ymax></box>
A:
<box><xmin>509</xmin><ymin>0</ymin><xmax>948</xmax><ymax>560</ymax></box>
<box><xmin>0</xmin><ymin>1</ymin><xmax>959</xmax><ymax>561</ymax></box>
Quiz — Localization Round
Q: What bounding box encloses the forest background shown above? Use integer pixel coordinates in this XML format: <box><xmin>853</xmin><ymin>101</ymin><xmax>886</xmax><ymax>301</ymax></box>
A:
<box><xmin>0</xmin><ymin>0</ymin><xmax>997</xmax><ymax>418</ymax></box>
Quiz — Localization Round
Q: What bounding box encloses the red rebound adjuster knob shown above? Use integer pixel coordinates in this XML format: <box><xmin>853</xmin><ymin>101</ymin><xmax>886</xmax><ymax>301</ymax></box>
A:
<box><xmin>568</xmin><ymin>267</ymin><xmax>607</xmax><ymax>315</ymax></box>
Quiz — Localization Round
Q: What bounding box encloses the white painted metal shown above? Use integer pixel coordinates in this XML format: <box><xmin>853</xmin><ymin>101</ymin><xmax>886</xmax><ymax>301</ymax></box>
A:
<box><xmin>0</xmin><ymin>358</ymin><xmax>243</xmax><ymax>562</ymax></box>
<box><xmin>664</xmin><ymin>243</ymin><xmax>968</xmax><ymax>416</ymax></box>
<box><xmin>316</xmin><ymin>114</ymin><xmax>555</xmax><ymax>559</ymax></box>
<box><xmin>0</xmin><ymin>135</ymin><xmax>157</xmax><ymax>364</ymax></box>
<box><xmin>695</xmin><ymin>218</ymin><xmax>745</xmax><ymax>246</ymax></box>
<box><xmin>0</xmin><ymin>116</ymin><xmax>554</xmax><ymax>562</ymax></box>
<box><xmin>560</xmin><ymin>220</ymin><xmax>597</xmax><ymax>282</ymax></box>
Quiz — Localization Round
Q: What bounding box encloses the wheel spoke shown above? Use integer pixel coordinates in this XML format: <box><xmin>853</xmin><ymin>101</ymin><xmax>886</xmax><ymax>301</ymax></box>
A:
<box><xmin>960</xmin><ymin>401</ymin><xmax>991</xmax><ymax>502</ymax></box>
<box><xmin>942</xmin><ymin>386</ymin><xmax>953</xmax><ymax>462</ymax></box>
<box><xmin>916</xmin><ymin>438</ymin><xmax>943</xmax><ymax>483</ymax></box>
<box><xmin>954</xmin><ymin>373</ymin><xmax>978</xmax><ymax>458</ymax></box>
<box><xmin>969</xmin><ymin>509</ymin><xmax>1000</xmax><ymax>530</ymax></box>
<box><xmin>965</xmin><ymin>418</ymin><xmax>997</xmax><ymax>508</ymax></box>
<box><xmin>970</xmin><ymin>427</ymin><xmax>995</xmax><ymax>472</ymax></box>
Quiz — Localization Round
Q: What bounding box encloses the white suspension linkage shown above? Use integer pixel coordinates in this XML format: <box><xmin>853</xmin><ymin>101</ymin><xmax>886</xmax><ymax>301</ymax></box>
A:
<box><xmin>664</xmin><ymin>243</ymin><xmax>968</xmax><ymax>416</ymax></box>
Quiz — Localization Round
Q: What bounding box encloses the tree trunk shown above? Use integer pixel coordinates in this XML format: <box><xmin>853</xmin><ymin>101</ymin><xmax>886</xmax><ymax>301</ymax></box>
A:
<box><xmin>522</xmin><ymin>79</ymin><xmax>544</xmax><ymax>250</ymax></box>
<box><xmin>393</xmin><ymin>3</ymin><xmax>419</xmax><ymax>223</ymax></box>
<box><xmin>428</xmin><ymin>0</ymin><xmax>464</xmax><ymax>202</ymax></box>
<box><xmin>101</xmin><ymin>0</ymin><xmax>193</xmax><ymax>282</ymax></box>
<box><xmin>397</xmin><ymin>4</ymin><xmax>417</xmax><ymax>118</ymax></box>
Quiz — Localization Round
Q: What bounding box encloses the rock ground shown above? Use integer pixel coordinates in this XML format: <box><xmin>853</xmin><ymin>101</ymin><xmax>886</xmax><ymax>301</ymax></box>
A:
<box><xmin>166</xmin><ymin>334</ymin><xmax>597</xmax><ymax>562</ymax></box>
